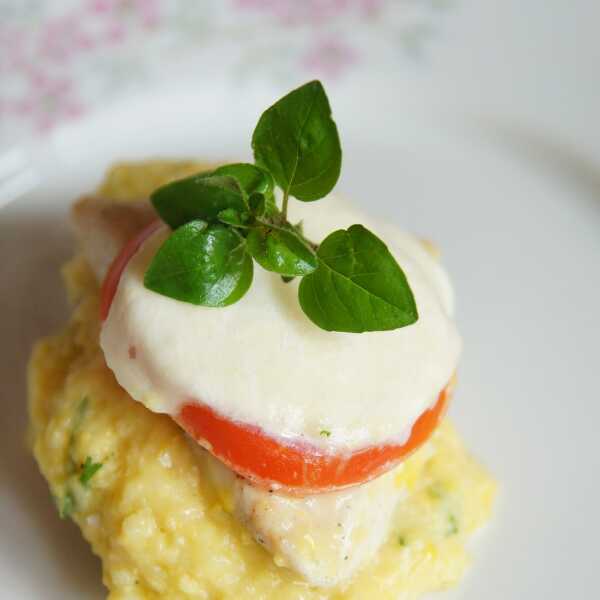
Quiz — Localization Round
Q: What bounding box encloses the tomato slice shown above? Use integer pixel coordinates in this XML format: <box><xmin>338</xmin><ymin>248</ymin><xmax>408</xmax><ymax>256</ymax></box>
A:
<box><xmin>101</xmin><ymin>221</ymin><xmax>451</xmax><ymax>494</ymax></box>
<box><xmin>100</xmin><ymin>220</ymin><xmax>162</xmax><ymax>321</ymax></box>
<box><xmin>179</xmin><ymin>385</ymin><xmax>450</xmax><ymax>494</ymax></box>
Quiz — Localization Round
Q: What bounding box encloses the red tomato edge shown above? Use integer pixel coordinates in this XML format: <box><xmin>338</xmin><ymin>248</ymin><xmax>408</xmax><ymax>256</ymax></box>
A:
<box><xmin>179</xmin><ymin>384</ymin><xmax>450</xmax><ymax>495</ymax></box>
<box><xmin>100</xmin><ymin>220</ymin><xmax>163</xmax><ymax>321</ymax></box>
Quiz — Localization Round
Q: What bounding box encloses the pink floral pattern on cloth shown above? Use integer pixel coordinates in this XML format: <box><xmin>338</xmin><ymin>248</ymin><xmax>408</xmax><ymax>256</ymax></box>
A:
<box><xmin>0</xmin><ymin>0</ymin><xmax>452</xmax><ymax>141</ymax></box>
<box><xmin>234</xmin><ymin>0</ymin><xmax>385</xmax><ymax>24</ymax></box>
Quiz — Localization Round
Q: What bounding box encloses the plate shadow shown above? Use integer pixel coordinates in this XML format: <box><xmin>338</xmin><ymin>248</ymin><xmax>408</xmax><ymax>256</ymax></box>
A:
<box><xmin>0</xmin><ymin>208</ymin><xmax>105</xmax><ymax>599</ymax></box>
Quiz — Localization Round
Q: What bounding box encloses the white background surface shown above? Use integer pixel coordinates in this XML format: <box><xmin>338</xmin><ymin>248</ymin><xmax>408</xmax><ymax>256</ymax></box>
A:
<box><xmin>1</xmin><ymin>1</ymin><xmax>600</xmax><ymax>598</ymax></box>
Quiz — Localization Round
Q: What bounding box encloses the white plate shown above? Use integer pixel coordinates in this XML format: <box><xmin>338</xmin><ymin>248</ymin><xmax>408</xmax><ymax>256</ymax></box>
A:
<box><xmin>1</xmin><ymin>81</ymin><xmax>599</xmax><ymax>599</ymax></box>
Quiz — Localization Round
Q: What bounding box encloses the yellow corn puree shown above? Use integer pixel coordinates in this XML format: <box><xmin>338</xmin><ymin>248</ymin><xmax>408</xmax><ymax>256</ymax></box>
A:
<box><xmin>28</xmin><ymin>162</ymin><xmax>496</xmax><ymax>600</ymax></box>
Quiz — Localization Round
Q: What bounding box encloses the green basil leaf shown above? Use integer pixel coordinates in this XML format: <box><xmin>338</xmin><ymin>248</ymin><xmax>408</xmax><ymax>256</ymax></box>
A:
<box><xmin>151</xmin><ymin>174</ymin><xmax>247</xmax><ymax>229</ymax></box>
<box><xmin>247</xmin><ymin>225</ymin><xmax>318</xmax><ymax>276</ymax></box>
<box><xmin>252</xmin><ymin>80</ymin><xmax>342</xmax><ymax>202</ymax></box>
<box><xmin>213</xmin><ymin>163</ymin><xmax>274</xmax><ymax>198</ymax></box>
<box><xmin>144</xmin><ymin>221</ymin><xmax>253</xmax><ymax>307</ymax></box>
<box><xmin>218</xmin><ymin>208</ymin><xmax>251</xmax><ymax>228</ymax></box>
<box><xmin>298</xmin><ymin>225</ymin><xmax>418</xmax><ymax>332</ymax></box>
<box><xmin>248</xmin><ymin>193</ymin><xmax>266</xmax><ymax>216</ymax></box>
<box><xmin>248</xmin><ymin>192</ymin><xmax>279</xmax><ymax>219</ymax></box>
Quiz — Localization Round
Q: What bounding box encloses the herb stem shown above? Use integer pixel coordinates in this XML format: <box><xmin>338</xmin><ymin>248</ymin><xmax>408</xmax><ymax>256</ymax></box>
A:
<box><xmin>282</xmin><ymin>190</ymin><xmax>289</xmax><ymax>221</ymax></box>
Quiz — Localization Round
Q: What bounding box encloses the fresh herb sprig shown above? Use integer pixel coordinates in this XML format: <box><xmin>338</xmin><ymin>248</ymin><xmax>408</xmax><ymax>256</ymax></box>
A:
<box><xmin>144</xmin><ymin>80</ymin><xmax>418</xmax><ymax>333</ymax></box>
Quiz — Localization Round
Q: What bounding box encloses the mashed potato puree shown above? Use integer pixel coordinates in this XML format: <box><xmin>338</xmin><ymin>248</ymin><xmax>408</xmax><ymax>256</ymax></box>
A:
<box><xmin>28</xmin><ymin>162</ymin><xmax>495</xmax><ymax>600</ymax></box>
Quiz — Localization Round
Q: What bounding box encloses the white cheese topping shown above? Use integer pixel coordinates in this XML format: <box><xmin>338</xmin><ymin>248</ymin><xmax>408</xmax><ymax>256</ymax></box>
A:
<box><xmin>101</xmin><ymin>195</ymin><xmax>461</xmax><ymax>451</ymax></box>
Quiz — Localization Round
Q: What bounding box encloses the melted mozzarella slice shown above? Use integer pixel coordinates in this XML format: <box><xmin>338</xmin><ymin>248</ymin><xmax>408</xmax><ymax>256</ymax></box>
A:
<box><xmin>100</xmin><ymin>195</ymin><xmax>461</xmax><ymax>451</ymax></box>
